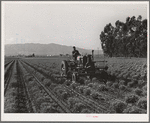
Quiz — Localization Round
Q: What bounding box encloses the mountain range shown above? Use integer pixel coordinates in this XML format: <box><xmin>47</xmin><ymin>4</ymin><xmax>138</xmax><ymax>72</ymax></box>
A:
<box><xmin>5</xmin><ymin>43</ymin><xmax>103</xmax><ymax>56</ymax></box>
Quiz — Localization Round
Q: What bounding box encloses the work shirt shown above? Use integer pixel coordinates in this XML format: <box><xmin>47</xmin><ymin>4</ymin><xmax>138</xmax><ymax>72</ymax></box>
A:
<box><xmin>72</xmin><ymin>50</ymin><xmax>80</xmax><ymax>60</ymax></box>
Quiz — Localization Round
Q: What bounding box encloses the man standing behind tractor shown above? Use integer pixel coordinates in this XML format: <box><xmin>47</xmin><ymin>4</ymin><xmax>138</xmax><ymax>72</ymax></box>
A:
<box><xmin>72</xmin><ymin>46</ymin><xmax>80</xmax><ymax>61</ymax></box>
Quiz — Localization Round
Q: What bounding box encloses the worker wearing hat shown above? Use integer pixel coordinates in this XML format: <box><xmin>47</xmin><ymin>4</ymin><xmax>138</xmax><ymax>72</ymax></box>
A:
<box><xmin>72</xmin><ymin>46</ymin><xmax>80</xmax><ymax>61</ymax></box>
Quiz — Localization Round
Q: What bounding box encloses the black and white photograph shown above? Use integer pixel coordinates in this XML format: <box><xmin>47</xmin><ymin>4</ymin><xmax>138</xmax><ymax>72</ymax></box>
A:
<box><xmin>1</xmin><ymin>1</ymin><xmax>149</xmax><ymax>122</ymax></box>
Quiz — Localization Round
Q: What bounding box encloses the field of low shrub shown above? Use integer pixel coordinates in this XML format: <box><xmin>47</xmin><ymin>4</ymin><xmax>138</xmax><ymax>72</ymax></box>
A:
<box><xmin>5</xmin><ymin>56</ymin><xmax>147</xmax><ymax>114</ymax></box>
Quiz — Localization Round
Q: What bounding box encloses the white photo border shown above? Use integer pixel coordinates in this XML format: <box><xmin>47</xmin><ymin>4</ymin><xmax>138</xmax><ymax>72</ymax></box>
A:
<box><xmin>1</xmin><ymin>1</ymin><xmax>149</xmax><ymax>122</ymax></box>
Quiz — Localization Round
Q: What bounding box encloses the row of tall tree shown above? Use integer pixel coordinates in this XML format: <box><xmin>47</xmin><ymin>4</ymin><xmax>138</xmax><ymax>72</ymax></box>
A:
<box><xmin>100</xmin><ymin>15</ymin><xmax>147</xmax><ymax>57</ymax></box>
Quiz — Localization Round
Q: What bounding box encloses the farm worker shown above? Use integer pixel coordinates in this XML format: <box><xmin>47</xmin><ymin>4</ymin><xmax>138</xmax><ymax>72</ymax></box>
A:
<box><xmin>85</xmin><ymin>54</ymin><xmax>95</xmax><ymax>70</ymax></box>
<box><xmin>72</xmin><ymin>46</ymin><xmax>80</xmax><ymax>61</ymax></box>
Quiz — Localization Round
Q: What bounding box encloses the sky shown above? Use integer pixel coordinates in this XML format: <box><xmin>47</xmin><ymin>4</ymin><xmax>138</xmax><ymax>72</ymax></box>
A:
<box><xmin>3</xmin><ymin>1</ymin><xmax>148</xmax><ymax>50</ymax></box>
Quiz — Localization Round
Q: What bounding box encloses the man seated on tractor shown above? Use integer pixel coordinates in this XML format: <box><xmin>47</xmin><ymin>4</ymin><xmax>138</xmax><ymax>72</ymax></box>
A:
<box><xmin>84</xmin><ymin>54</ymin><xmax>95</xmax><ymax>70</ymax></box>
<box><xmin>83</xmin><ymin>50</ymin><xmax>94</xmax><ymax>68</ymax></box>
<box><xmin>72</xmin><ymin>46</ymin><xmax>80</xmax><ymax>61</ymax></box>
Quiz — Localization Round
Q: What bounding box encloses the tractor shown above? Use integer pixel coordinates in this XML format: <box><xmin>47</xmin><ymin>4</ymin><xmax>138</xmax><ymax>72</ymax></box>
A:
<box><xmin>60</xmin><ymin>50</ymin><xmax>108</xmax><ymax>83</ymax></box>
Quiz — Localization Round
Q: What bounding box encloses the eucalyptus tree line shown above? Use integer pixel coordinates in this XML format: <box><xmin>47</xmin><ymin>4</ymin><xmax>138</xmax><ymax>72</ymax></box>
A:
<box><xmin>100</xmin><ymin>15</ymin><xmax>147</xmax><ymax>57</ymax></box>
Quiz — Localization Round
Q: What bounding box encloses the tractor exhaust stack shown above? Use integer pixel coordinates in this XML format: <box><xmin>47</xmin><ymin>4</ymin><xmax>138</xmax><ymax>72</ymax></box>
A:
<box><xmin>92</xmin><ymin>50</ymin><xmax>94</xmax><ymax>60</ymax></box>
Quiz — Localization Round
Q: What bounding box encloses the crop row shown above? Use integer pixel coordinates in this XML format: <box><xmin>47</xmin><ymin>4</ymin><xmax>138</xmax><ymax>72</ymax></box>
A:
<box><xmin>5</xmin><ymin>60</ymin><xmax>14</xmax><ymax>68</ymax></box>
<box><xmin>5</xmin><ymin>60</ymin><xmax>14</xmax><ymax>79</ymax></box>
<box><xmin>106</xmin><ymin>58</ymin><xmax>147</xmax><ymax>81</ymax></box>
<box><xmin>21</xmin><ymin>59</ymin><xmax>147</xmax><ymax>113</ymax></box>
<box><xmin>21</xmin><ymin>60</ymin><xmax>109</xmax><ymax>113</ymax></box>
<box><xmin>19</xmin><ymin>60</ymin><xmax>68</xmax><ymax>113</ymax></box>
<box><xmin>5</xmin><ymin>61</ymin><xmax>29</xmax><ymax>113</ymax></box>
<box><xmin>22</xmin><ymin>58</ymin><xmax>147</xmax><ymax>98</ymax></box>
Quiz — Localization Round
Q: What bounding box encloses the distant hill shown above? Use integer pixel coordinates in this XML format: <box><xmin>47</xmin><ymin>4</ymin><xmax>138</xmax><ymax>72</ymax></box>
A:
<box><xmin>5</xmin><ymin>43</ymin><xmax>103</xmax><ymax>56</ymax></box>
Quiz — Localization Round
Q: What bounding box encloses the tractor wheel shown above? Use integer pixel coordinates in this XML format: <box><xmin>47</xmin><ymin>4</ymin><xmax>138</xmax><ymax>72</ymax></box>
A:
<box><xmin>72</xmin><ymin>73</ymin><xmax>78</xmax><ymax>82</ymax></box>
<box><xmin>60</xmin><ymin>60</ymin><xmax>68</xmax><ymax>77</ymax></box>
<box><xmin>67</xmin><ymin>70</ymin><xmax>72</xmax><ymax>79</ymax></box>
